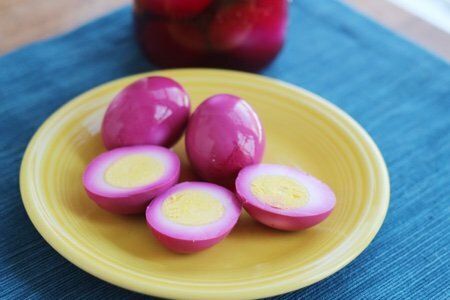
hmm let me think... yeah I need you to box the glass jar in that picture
[134,0,289,71]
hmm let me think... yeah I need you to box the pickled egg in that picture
[185,94,265,187]
[83,145,180,214]
[236,164,336,231]
[101,76,190,150]
[146,182,241,253]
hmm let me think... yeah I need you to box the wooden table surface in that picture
[1,0,449,60]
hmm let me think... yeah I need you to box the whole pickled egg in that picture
[185,94,265,187]
[101,76,190,150]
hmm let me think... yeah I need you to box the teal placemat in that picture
[1,0,449,299]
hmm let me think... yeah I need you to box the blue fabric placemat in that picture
[1,0,449,299]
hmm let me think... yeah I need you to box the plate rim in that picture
[20,68,390,299]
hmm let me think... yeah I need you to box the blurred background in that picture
[1,0,449,63]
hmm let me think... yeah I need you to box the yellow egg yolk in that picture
[162,190,225,226]
[104,154,164,188]
[251,175,309,209]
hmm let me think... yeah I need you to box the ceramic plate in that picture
[20,69,389,299]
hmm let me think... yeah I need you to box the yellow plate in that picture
[20,69,389,299]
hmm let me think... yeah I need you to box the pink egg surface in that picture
[185,94,265,188]
[101,76,190,149]
[209,0,288,71]
[83,145,180,214]
[146,182,242,253]
[236,164,336,231]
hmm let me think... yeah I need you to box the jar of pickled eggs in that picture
[133,0,289,71]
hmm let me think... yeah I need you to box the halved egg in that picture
[236,164,336,231]
[83,145,180,214]
[146,182,241,253]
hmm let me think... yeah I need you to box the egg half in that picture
[83,145,180,214]
[236,164,336,231]
[146,182,241,253]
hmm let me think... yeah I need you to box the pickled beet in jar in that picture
[134,0,288,71]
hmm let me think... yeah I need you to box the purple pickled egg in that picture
[101,76,190,150]
[236,164,336,231]
[83,145,180,214]
[146,182,241,253]
[209,0,288,71]
[185,94,265,187]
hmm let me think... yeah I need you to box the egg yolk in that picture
[104,154,164,188]
[162,190,225,226]
[251,175,309,209]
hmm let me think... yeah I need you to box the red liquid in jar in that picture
[134,0,288,71]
